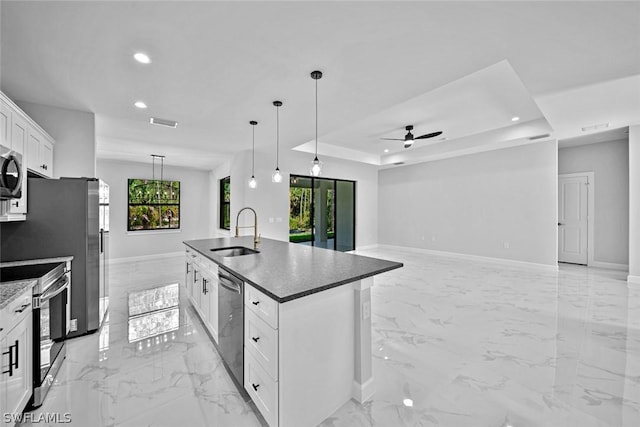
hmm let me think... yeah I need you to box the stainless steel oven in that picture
[0,261,70,408]
[31,263,69,408]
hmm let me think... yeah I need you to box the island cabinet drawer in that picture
[245,351,278,427]
[245,284,278,329]
[245,309,278,380]
[2,287,33,331]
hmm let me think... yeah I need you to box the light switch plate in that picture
[70,319,78,332]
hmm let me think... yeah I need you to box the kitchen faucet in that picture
[235,207,260,247]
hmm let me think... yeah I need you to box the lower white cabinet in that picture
[184,248,219,343]
[1,287,33,427]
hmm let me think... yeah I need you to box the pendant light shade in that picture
[249,120,258,189]
[272,100,283,183]
[310,70,323,176]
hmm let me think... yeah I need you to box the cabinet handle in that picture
[203,278,208,295]
[2,341,17,376]
[13,340,18,370]
[251,300,260,306]
[193,269,198,282]
[252,383,260,392]
[15,303,30,313]
[186,263,190,274]
[251,336,260,343]
[11,201,19,207]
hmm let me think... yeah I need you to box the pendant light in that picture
[248,120,258,189]
[310,70,323,176]
[272,100,283,183]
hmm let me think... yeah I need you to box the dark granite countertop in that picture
[184,237,403,303]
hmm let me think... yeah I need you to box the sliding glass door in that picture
[289,175,355,252]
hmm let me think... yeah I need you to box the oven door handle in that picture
[39,275,69,302]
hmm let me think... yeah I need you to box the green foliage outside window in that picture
[128,179,180,231]
[220,177,231,230]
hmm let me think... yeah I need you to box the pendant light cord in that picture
[315,77,318,159]
[252,125,255,175]
[276,105,280,168]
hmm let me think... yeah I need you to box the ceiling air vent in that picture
[393,162,405,166]
[529,133,550,141]
[150,117,178,128]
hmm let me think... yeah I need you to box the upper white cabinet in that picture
[0,91,55,221]
[26,127,54,178]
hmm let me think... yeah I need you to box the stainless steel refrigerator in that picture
[0,177,109,337]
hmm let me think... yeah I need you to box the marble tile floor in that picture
[19,248,640,427]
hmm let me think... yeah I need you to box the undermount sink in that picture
[210,246,259,257]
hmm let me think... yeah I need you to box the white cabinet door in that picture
[26,128,40,173]
[40,138,53,177]
[0,100,11,148]
[2,315,31,421]
[0,332,6,427]
[201,273,211,328]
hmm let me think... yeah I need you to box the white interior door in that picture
[558,175,589,264]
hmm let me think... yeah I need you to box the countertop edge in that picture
[0,279,36,310]
[1,256,74,268]
[183,240,403,303]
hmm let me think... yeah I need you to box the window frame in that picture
[219,176,231,230]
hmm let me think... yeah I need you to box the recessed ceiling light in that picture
[384,149,390,153]
[134,52,151,64]
[403,399,413,407]
[134,101,147,109]
[511,116,520,122]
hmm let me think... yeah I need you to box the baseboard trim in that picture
[628,275,640,285]
[109,251,183,265]
[377,244,559,272]
[589,261,629,271]
[352,377,375,403]
[355,244,380,251]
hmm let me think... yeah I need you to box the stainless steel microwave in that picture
[0,144,23,199]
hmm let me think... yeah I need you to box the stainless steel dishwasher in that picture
[217,268,244,386]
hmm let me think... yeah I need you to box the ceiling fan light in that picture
[404,141,414,149]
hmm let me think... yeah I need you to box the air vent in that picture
[393,162,405,166]
[581,123,609,132]
[529,133,550,141]
[150,117,178,128]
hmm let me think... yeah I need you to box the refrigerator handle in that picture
[100,228,104,253]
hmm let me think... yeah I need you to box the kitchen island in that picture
[183,236,402,427]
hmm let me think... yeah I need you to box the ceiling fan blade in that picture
[414,131,443,139]
[380,138,405,141]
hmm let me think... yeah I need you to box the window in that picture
[220,176,231,230]
[289,175,355,252]
[128,179,180,231]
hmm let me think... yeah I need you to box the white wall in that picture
[629,125,640,281]
[218,147,379,248]
[16,100,96,178]
[96,158,212,260]
[559,139,629,266]
[378,140,558,266]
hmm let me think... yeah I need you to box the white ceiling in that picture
[1,1,639,170]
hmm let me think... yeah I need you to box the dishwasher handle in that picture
[218,273,242,294]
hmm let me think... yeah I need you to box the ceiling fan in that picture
[381,125,443,148]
